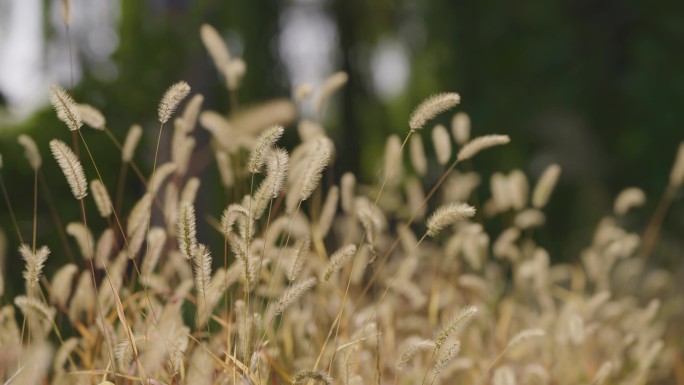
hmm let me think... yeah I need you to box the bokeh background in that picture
[1,0,683,293]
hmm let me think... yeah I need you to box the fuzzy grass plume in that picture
[158,81,191,124]
[49,139,88,200]
[49,85,82,131]
[426,202,476,237]
[409,92,460,131]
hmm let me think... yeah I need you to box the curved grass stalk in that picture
[316,131,413,372]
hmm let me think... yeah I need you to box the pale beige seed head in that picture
[490,172,511,212]
[432,124,452,165]
[75,103,106,130]
[163,183,180,234]
[60,0,71,26]
[127,208,150,259]
[148,162,177,194]
[162,183,177,236]
[532,164,561,208]
[66,222,94,260]
[127,193,153,237]
[221,203,250,238]
[14,295,56,335]
[295,83,313,102]
[433,342,460,375]
[315,71,348,115]
[19,244,50,289]
[493,366,516,385]
[274,277,317,315]
[248,125,284,173]
[215,150,234,188]
[171,132,195,176]
[590,361,613,385]
[506,328,545,351]
[192,244,212,296]
[122,124,142,162]
[299,138,332,201]
[340,172,356,213]
[292,370,333,385]
[298,120,325,142]
[228,99,296,137]
[50,139,88,200]
[265,147,289,198]
[49,85,82,131]
[426,202,476,237]
[669,142,684,187]
[567,313,585,345]
[409,135,427,176]
[457,134,510,162]
[90,179,112,217]
[613,187,646,216]
[95,229,114,268]
[181,177,201,204]
[318,186,339,237]
[158,81,191,124]
[50,264,78,307]
[434,305,478,349]
[384,134,403,183]
[142,227,166,277]
[180,94,204,132]
[443,172,481,203]
[508,169,529,210]
[200,110,234,150]
[397,339,435,370]
[225,59,246,90]
[177,202,198,259]
[287,236,310,282]
[493,227,521,260]
[322,244,357,282]
[451,112,471,145]
[17,134,42,170]
[409,92,460,131]
[69,271,94,320]
[200,24,231,72]
[514,208,545,229]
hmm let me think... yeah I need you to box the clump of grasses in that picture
[0,21,681,385]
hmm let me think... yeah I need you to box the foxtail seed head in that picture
[50,139,88,200]
[409,92,460,131]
